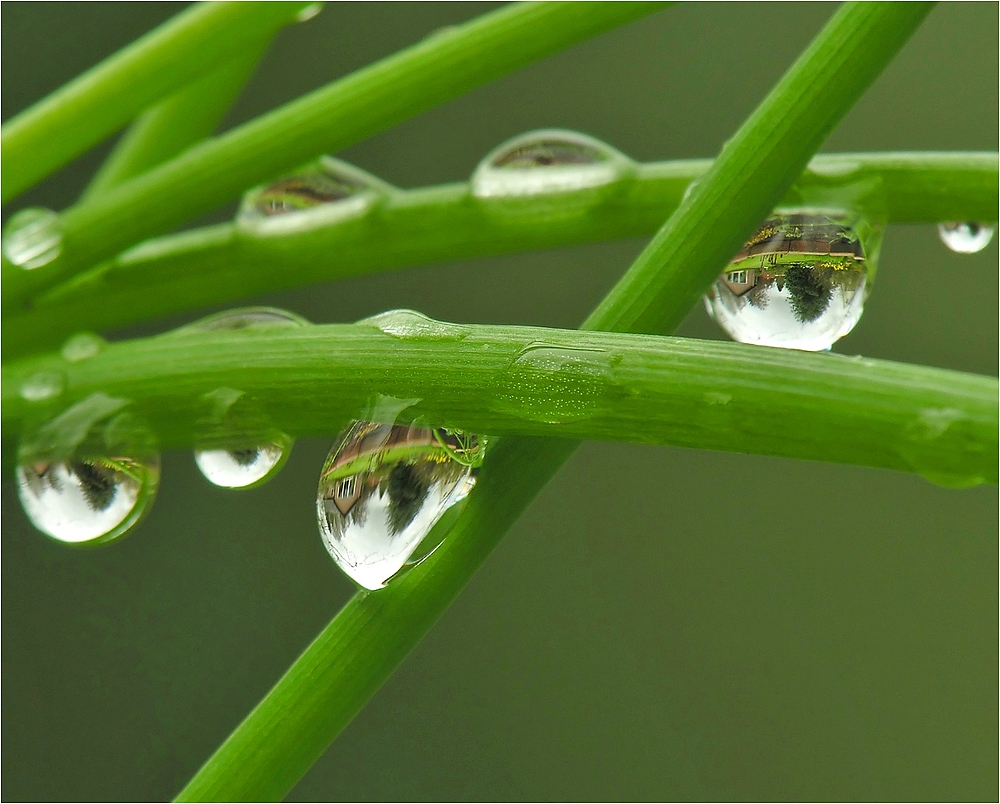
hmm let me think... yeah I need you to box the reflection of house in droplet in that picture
[722,268,759,296]
[332,474,362,516]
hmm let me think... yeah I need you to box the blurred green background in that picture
[2,3,997,801]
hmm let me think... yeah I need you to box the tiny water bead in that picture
[704,211,881,352]
[16,394,160,546]
[317,421,485,590]
[61,332,106,362]
[359,309,469,341]
[471,129,634,217]
[2,207,64,270]
[20,370,65,402]
[295,3,323,22]
[937,222,994,254]
[237,157,392,233]
[186,308,305,488]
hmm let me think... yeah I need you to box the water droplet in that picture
[194,439,291,489]
[899,407,984,489]
[471,130,634,217]
[184,309,304,487]
[237,157,393,235]
[61,332,106,362]
[20,370,64,402]
[317,421,485,590]
[494,343,620,424]
[295,3,322,22]
[2,207,64,270]
[937,222,994,254]
[704,211,881,351]
[16,394,160,545]
[359,309,468,341]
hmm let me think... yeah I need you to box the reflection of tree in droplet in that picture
[382,462,431,535]
[746,276,775,310]
[228,448,260,467]
[784,264,833,323]
[71,460,118,511]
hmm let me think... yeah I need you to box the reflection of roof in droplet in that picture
[492,141,605,168]
[253,170,364,216]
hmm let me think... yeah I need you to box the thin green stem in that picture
[1,2,669,311]
[175,4,935,801]
[81,44,271,200]
[3,322,994,482]
[1,2,309,202]
[5,151,994,360]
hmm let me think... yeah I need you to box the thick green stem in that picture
[5,151,994,361]
[1,2,309,202]
[81,44,272,200]
[3,322,994,483]
[175,4,935,801]
[1,2,668,312]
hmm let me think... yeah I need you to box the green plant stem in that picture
[1,2,310,202]
[1,2,668,312]
[5,151,994,361]
[81,44,272,200]
[3,323,994,482]
[175,4,934,801]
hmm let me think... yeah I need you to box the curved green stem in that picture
[5,151,994,361]
[1,2,669,312]
[1,2,310,202]
[3,322,994,483]
[174,4,935,801]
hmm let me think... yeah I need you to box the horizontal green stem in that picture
[1,1,309,202]
[176,4,934,800]
[1,2,667,312]
[3,322,994,483]
[5,151,994,361]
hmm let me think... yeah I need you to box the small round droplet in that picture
[317,422,485,590]
[16,396,160,546]
[183,306,309,332]
[359,309,468,341]
[2,208,64,270]
[937,222,994,254]
[61,332,106,362]
[20,370,64,402]
[237,158,392,234]
[494,343,620,424]
[471,130,634,217]
[194,440,290,489]
[295,2,322,22]
[704,211,880,352]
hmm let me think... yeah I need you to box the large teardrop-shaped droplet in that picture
[317,421,484,590]
[237,157,393,233]
[470,130,634,217]
[16,394,160,546]
[703,211,881,351]
[937,222,994,254]
[186,307,304,488]
[2,207,64,270]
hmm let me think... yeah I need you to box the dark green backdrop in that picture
[3,3,997,801]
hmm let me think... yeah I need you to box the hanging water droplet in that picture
[16,394,160,545]
[494,342,621,424]
[237,157,393,235]
[359,309,469,341]
[194,439,291,489]
[20,370,64,402]
[704,211,881,351]
[937,222,994,254]
[471,130,634,218]
[898,407,984,489]
[2,207,64,270]
[184,308,304,488]
[295,3,323,22]
[61,332,106,363]
[317,421,485,590]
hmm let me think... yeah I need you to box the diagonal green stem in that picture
[175,4,935,801]
[80,43,272,200]
[1,2,669,312]
[3,322,994,483]
[4,151,995,361]
[0,1,310,202]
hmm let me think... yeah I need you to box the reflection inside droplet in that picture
[2,207,64,270]
[937,222,994,254]
[704,211,880,351]
[195,440,290,489]
[317,421,485,590]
